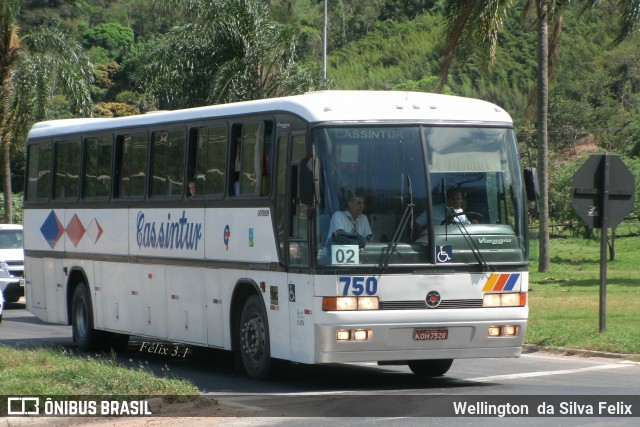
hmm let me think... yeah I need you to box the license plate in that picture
[413,328,448,341]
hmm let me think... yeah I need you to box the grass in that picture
[527,231,640,357]
[0,345,199,397]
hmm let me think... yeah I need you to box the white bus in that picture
[23,91,532,379]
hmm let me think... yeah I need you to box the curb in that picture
[523,344,635,360]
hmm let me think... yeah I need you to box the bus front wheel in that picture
[408,359,453,377]
[239,294,274,380]
[71,282,101,352]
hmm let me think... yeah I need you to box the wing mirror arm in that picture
[300,155,319,207]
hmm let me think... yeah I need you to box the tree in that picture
[82,22,134,62]
[437,0,640,272]
[0,0,93,222]
[128,0,327,109]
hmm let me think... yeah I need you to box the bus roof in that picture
[27,91,513,139]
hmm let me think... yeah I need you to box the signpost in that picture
[572,153,635,332]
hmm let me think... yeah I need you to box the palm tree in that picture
[0,0,93,223]
[437,0,640,272]
[134,0,326,109]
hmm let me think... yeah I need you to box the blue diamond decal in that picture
[40,210,64,249]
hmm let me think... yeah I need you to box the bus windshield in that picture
[313,125,527,267]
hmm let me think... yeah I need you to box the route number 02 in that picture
[339,276,378,296]
[331,244,359,265]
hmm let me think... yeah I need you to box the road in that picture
[1,300,639,426]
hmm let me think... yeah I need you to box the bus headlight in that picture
[322,296,379,311]
[483,292,526,307]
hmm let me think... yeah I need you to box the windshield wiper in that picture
[379,175,414,270]
[439,179,489,271]
[443,207,489,271]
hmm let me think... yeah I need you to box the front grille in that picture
[380,299,483,310]
[9,270,24,278]
[5,260,23,266]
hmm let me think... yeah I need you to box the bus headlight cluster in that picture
[322,296,379,311]
[483,292,526,307]
[337,329,373,341]
[488,325,520,337]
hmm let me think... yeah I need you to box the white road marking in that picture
[467,363,632,383]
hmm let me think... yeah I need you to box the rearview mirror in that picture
[524,167,539,202]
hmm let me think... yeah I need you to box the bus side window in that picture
[229,124,242,196]
[25,142,52,201]
[229,120,272,197]
[289,133,309,266]
[116,132,148,198]
[188,124,229,199]
[275,134,288,259]
[83,135,113,199]
[53,139,81,200]
[261,121,273,196]
[150,128,185,198]
[239,122,263,196]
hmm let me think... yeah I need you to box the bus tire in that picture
[408,359,453,377]
[107,332,130,352]
[239,294,274,380]
[71,282,101,352]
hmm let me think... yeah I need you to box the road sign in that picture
[571,153,636,333]
[572,154,635,229]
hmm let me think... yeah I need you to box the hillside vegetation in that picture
[6,0,640,226]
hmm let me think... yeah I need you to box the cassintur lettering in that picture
[136,210,203,251]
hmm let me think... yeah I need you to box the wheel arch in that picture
[229,279,266,353]
[66,267,90,326]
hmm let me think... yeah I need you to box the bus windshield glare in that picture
[314,126,527,267]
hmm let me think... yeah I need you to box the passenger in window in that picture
[327,192,373,247]
[187,178,197,199]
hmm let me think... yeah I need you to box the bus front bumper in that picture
[314,319,527,364]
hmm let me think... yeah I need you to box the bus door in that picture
[276,131,315,363]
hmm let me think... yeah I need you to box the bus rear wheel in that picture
[408,359,453,377]
[71,282,102,352]
[239,294,274,380]
[106,332,130,352]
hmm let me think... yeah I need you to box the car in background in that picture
[0,224,24,303]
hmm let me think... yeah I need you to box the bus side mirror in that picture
[524,167,539,202]
[300,155,316,206]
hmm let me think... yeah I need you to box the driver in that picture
[446,190,473,224]
[327,192,374,246]
[414,189,477,233]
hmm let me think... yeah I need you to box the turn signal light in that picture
[322,296,379,311]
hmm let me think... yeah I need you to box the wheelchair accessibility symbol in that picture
[436,245,453,263]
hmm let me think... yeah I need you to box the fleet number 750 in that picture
[339,276,378,296]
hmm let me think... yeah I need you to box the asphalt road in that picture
[1,299,639,426]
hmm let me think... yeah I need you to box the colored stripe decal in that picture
[494,274,510,291]
[503,273,520,291]
[482,274,500,292]
[483,273,521,292]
